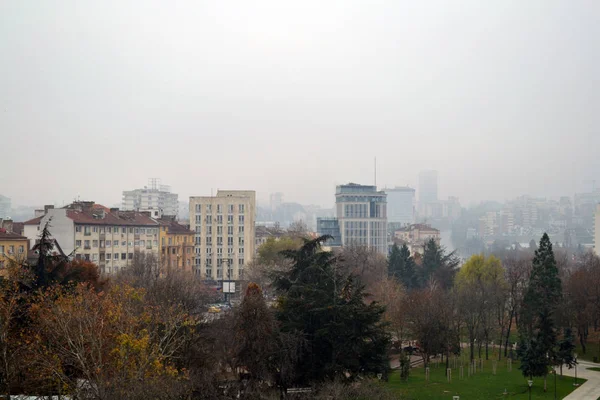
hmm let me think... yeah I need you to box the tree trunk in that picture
[579,332,587,354]
[505,310,514,357]
[560,364,563,376]
[470,339,475,362]
[544,374,547,392]
[485,339,489,360]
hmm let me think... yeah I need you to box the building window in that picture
[228,226,233,235]
[206,247,212,254]
[206,237,212,245]
[228,204,234,214]
[100,227,105,234]
[238,226,244,234]
[128,253,133,259]
[196,215,201,223]
[227,237,233,246]
[239,258,244,266]
[18,245,24,254]
[217,226,223,235]
[76,226,82,233]
[106,241,112,248]
[121,241,126,246]
[84,226,91,236]
[92,254,98,262]
[239,204,244,213]
[84,240,91,249]
[140,240,145,247]
[217,237,223,246]
[238,215,244,224]
[195,204,201,213]
[92,240,98,248]
[217,247,223,255]
[206,216,212,225]
[206,226,212,235]
[239,247,244,254]
[100,240,104,248]
[135,228,139,234]
[227,215,233,225]
[217,215,223,224]
[76,240,82,247]
[122,228,126,234]
[217,204,222,214]
[238,237,244,246]
[121,253,126,260]
[113,240,118,247]
[93,226,98,233]
[107,227,112,233]
[84,254,90,261]
[206,204,212,213]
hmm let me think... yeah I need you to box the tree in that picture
[556,328,576,376]
[418,239,460,290]
[456,254,505,361]
[273,236,390,384]
[337,245,388,292]
[371,277,407,349]
[518,233,562,388]
[234,283,278,386]
[389,244,416,290]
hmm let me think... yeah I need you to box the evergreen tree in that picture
[273,236,390,384]
[388,243,402,280]
[518,233,562,382]
[556,328,577,376]
[418,239,459,289]
[388,243,416,289]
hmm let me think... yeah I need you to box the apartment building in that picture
[122,179,179,218]
[158,217,195,273]
[23,202,160,274]
[0,229,28,272]
[189,191,256,281]
[393,223,440,255]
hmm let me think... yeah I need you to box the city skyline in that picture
[2,1,599,208]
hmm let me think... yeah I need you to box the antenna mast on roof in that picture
[374,157,377,188]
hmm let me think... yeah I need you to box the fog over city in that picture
[1,1,599,208]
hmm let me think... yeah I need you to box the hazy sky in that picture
[1,0,599,208]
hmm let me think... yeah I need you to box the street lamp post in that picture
[574,353,578,386]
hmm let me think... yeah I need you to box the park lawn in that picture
[388,358,586,399]
[576,343,600,363]
[588,367,600,372]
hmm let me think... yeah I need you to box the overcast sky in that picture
[1,0,599,208]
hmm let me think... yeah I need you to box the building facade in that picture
[158,217,195,273]
[385,186,415,228]
[418,170,438,205]
[394,223,440,255]
[189,191,256,281]
[0,229,28,271]
[0,195,11,220]
[122,180,179,218]
[317,183,388,255]
[23,202,160,274]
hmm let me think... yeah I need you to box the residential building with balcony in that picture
[189,190,256,282]
[23,202,160,275]
[393,223,440,255]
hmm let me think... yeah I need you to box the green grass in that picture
[575,343,600,363]
[588,367,600,372]
[388,358,586,399]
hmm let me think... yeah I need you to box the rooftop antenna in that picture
[374,157,377,188]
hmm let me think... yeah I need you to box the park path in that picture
[561,360,600,400]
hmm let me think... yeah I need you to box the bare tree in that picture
[336,245,387,293]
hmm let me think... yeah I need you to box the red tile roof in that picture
[22,204,159,227]
[157,218,194,235]
[23,216,44,226]
[0,230,28,240]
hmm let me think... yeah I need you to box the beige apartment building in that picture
[23,202,160,274]
[189,190,256,281]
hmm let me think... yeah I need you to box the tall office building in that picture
[385,186,415,228]
[0,195,11,219]
[122,179,179,218]
[318,183,387,255]
[595,204,600,256]
[189,190,256,282]
[418,170,438,205]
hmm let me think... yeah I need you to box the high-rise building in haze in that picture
[122,179,178,218]
[0,195,11,219]
[318,183,387,255]
[270,192,283,214]
[595,204,600,256]
[385,186,415,228]
[418,170,438,205]
[189,190,256,282]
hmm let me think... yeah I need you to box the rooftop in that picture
[0,229,28,240]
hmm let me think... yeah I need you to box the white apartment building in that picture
[24,202,160,274]
[189,191,256,281]
[122,180,179,218]
[385,186,415,228]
